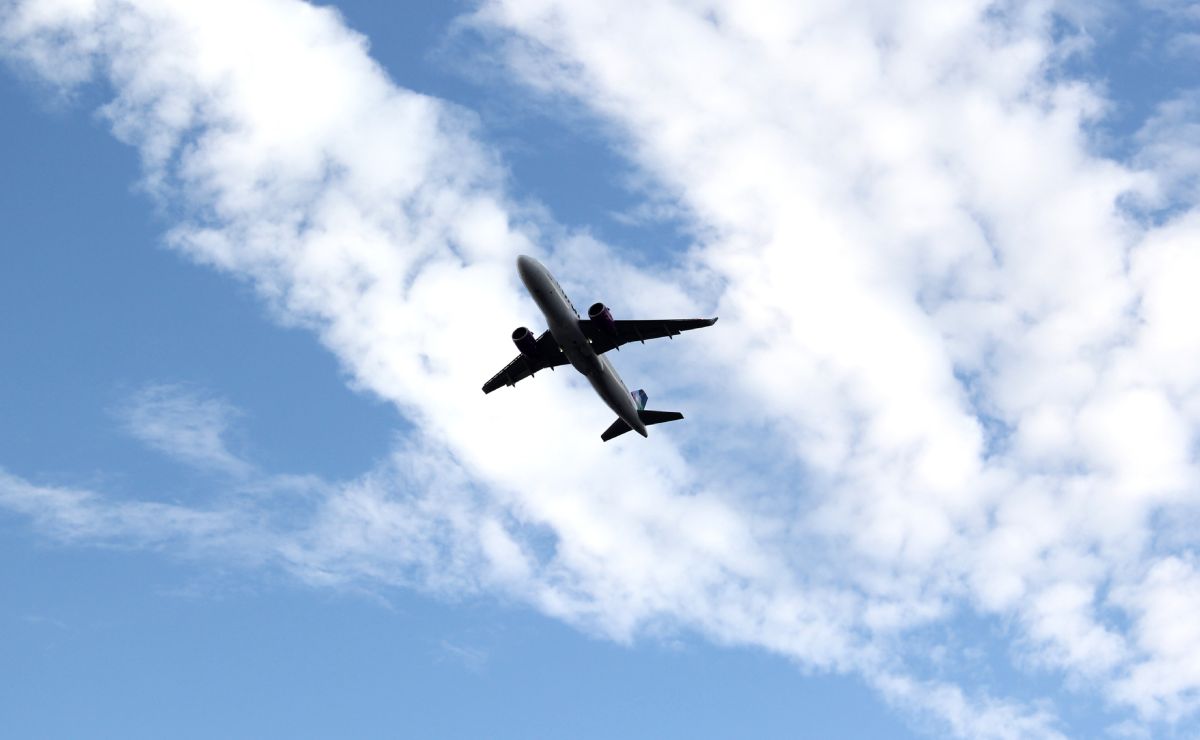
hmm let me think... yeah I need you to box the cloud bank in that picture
[3,0,1200,736]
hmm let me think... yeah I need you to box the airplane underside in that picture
[482,254,717,441]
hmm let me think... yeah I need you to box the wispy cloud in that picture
[1135,91,1200,207]
[116,383,252,476]
[1142,0,1200,22]
[436,639,489,674]
[3,0,1200,737]
[0,467,242,550]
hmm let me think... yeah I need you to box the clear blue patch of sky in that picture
[0,521,917,740]
[1056,3,1200,158]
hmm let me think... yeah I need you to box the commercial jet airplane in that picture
[482,255,717,441]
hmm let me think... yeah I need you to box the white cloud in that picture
[1112,556,1200,721]
[474,0,1200,727]
[3,0,1200,736]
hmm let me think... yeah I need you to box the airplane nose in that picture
[516,254,541,286]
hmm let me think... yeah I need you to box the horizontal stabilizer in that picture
[638,409,683,425]
[600,409,685,441]
[601,417,632,442]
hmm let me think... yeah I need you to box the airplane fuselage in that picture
[516,255,648,437]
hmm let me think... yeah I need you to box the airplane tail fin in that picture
[632,388,648,410]
[601,409,685,441]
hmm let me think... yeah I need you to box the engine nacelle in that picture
[588,301,617,336]
[512,326,538,358]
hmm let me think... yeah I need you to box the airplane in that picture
[482,255,718,441]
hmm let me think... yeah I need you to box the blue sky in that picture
[2,1,1200,738]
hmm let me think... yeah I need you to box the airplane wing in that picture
[481,331,569,393]
[580,317,718,355]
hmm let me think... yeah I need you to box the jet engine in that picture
[588,302,617,336]
[512,326,538,358]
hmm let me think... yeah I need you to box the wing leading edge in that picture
[580,317,718,355]
[481,330,568,394]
